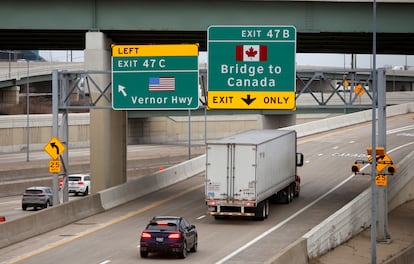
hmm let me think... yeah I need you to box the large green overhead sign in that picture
[112,44,199,110]
[207,25,296,110]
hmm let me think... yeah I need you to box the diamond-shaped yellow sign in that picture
[44,137,66,160]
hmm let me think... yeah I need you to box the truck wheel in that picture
[283,186,291,204]
[264,200,269,219]
[254,202,266,221]
[289,184,295,202]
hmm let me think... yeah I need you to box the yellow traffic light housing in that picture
[366,146,385,157]
[387,164,396,174]
[351,164,361,173]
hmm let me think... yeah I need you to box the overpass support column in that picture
[84,32,127,193]
[0,86,20,105]
[259,114,296,129]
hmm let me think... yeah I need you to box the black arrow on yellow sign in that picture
[241,94,256,105]
[50,142,60,155]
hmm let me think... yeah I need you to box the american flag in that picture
[148,77,175,91]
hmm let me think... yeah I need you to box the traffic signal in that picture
[387,164,396,174]
[366,146,385,159]
[351,163,360,173]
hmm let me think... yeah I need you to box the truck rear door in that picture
[206,144,256,201]
[233,144,257,201]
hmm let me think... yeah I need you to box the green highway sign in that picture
[207,25,296,110]
[112,44,199,110]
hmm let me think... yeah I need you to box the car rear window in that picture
[25,190,43,194]
[68,177,81,181]
[147,222,177,231]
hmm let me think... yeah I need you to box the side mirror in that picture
[296,153,304,167]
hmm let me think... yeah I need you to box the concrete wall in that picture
[0,113,262,153]
[0,113,90,153]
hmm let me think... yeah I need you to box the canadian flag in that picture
[236,45,267,62]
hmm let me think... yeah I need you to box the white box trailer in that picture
[205,129,303,220]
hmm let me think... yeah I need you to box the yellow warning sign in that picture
[376,175,387,186]
[354,84,365,97]
[44,137,66,160]
[49,160,61,173]
[207,91,295,110]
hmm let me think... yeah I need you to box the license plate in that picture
[156,237,164,242]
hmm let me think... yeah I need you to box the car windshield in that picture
[25,189,43,194]
[68,177,81,181]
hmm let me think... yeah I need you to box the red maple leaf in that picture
[245,47,257,58]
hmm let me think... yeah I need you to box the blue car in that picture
[140,216,198,259]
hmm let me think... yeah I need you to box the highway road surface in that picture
[0,114,413,264]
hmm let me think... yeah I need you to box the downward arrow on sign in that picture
[241,94,256,105]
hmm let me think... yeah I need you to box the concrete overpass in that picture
[1,0,414,55]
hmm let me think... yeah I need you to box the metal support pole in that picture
[371,1,378,263]
[377,68,390,242]
[52,70,60,206]
[61,76,69,203]
[61,111,69,203]
[188,109,191,160]
[26,60,30,162]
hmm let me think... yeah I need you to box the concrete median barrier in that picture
[99,154,205,210]
[0,193,104,249]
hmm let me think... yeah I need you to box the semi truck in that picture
[205,129,303,220]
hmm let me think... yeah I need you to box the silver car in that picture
[22,186,53,211]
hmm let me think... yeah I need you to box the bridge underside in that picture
[1,30,413,55]
[1,1,414,54]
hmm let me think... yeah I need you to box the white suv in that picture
[68,174,90,196]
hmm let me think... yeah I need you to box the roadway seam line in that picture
[6,183,204,264]
[216,142,413,264]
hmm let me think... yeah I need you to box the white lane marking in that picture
[196,215,207,220]
[216,142,414,264]
[99,260,111,264]
[387,125,414,134]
